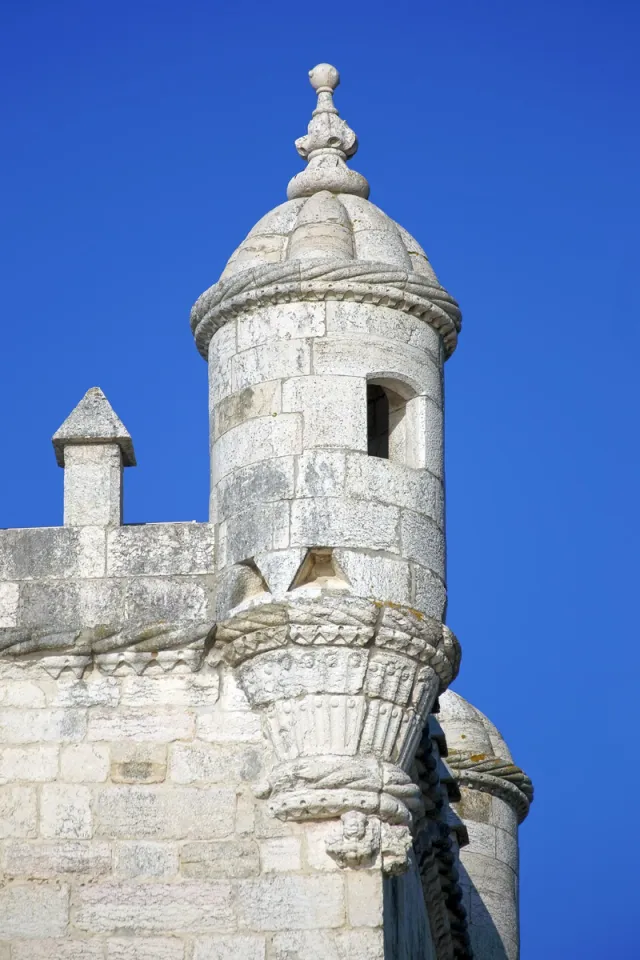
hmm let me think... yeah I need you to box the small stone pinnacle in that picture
[287,64,370,201]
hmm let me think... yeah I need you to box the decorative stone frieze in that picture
[0,620,213,677]
[191,259,461,359]
[215,592,460,873]
[446,751,533,823]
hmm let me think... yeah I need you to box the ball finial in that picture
[309,63,340,93]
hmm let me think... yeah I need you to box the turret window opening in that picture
[367,379,425,468]
[367,385,389,458]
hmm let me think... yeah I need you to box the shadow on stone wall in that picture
[383,859,516,959]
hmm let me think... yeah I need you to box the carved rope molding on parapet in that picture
[190,259,462,359]
[446,752,534,824]
[0,621,214,678]
[214,592,461,874]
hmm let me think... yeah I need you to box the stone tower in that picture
[0,65,532,959]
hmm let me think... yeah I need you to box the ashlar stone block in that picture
[290,498,400,553]
[0,882,69,938]
[3,840,112,878]
[282,375,367,450]
[236,875,345,931]
[193,936,266,960]
[74,881,235,934]
[231,340,311,397]
[0,785,37,838]
[0,744,59,782]
[88,708,195,742]
[40,783,93,839]
[115,841,178,879]
[237,301,325,351]
[96,786,235,839]
[107,941,185,960]
[213,414,302,483]
[215,380,282,438]
[180,839,260,878]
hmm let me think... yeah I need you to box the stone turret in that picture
[191,60,462,911]
[439,692,533,960]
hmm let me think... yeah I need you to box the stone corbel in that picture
[214,592,460,874]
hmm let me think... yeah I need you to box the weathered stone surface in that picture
[115,841,178,878]
[41,783,93,838]
[73,881,235,934]
[170,742,263,785]
[12,941,104,960]
[193,936,266,960]
[325,301,440,357]
[345,454,444,527]
[237,302,325,351]
[259,836,302,873]
[215,457,295,523]
[215,380,282,438]
[54,675,120,707]
[197,709,262,744]
[107,941,185,960]
[107,523,215,576]
[213,414,302,482]
[218,501,290,568]
[232,341,311,397]
[3,840,112,877]
[295,450,346,499]
[88,708,195,743]
[180,839,259,878]
[290,498,399,552]
[313,336,441,405]
[271,930,339,960]
[333,550,411,606]
[63,444,123,527]
[60,743,110,782]
[0,708,86,743]
[400,511,446,578]
[346,871,383,927]
[0,581,19,627]
[0,527,95,581]
[282,376,367,450]
[0,785,37,837]
[237,876,345,930]
[110,743,167,784]
[335,928,385,960]
[0,744,59,782]
[0,882,69,938]
[120,670,219,708]
[95,786,235,839]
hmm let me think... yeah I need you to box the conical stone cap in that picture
[52,387,136,467]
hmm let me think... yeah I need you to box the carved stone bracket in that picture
[215,592,460,873]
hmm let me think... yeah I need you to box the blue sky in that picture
[1,1,639,955]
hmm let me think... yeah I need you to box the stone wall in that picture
[0,654,391,958]
[0,521,399,958]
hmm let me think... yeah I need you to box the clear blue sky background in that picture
[1,1,638,955]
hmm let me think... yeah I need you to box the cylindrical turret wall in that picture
[208,298,447,620]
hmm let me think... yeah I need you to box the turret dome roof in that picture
[190,64,461,360]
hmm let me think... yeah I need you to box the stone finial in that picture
[52,387,136,467]
[52,387,135,527]
[287,64,370,201]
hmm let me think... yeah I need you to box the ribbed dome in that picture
[219,193,440,286]
[438,690,514,763]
